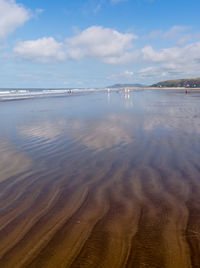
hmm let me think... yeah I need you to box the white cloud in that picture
[147,25,189,40]
[138,41,200,79]
[147,25,192,46]
[139,66,155,75]
[164,26,192,46]
[138,66,170,78]
[176,34,191,46]
[123,70,134,78]
[14,37,66,63]
[164,25,189,39]
[142,42,200,64]
[14,26,138,64]
[0,0,30,39]
[12,23,200,80]
[66,26,137,61]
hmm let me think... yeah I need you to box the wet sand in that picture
[0,90,200,267]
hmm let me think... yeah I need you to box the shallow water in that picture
[0,89,200,268]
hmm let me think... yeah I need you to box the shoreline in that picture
[1,87,200,102]
[111,86,200,90]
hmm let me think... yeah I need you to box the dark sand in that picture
[0,90,200,267]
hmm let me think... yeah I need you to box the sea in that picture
[0,87,111,101]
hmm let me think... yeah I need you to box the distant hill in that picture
[152,78,200,88]
[108,83,146,88]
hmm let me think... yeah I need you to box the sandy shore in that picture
[114,86,200,90]
[0,90,200,267]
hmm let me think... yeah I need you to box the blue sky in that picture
[0,0,200,88]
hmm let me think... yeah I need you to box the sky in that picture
[0,0,200,88]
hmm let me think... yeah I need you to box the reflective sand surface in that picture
[0,90,200,267]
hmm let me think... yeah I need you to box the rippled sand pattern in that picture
[0,90,200,268]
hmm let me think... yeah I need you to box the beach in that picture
[0,89,200,267]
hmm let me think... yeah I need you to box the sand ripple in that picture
[0,90,200,267]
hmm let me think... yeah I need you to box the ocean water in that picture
[0,87,109,101]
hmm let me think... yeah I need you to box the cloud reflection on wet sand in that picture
[0,90,200,267]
